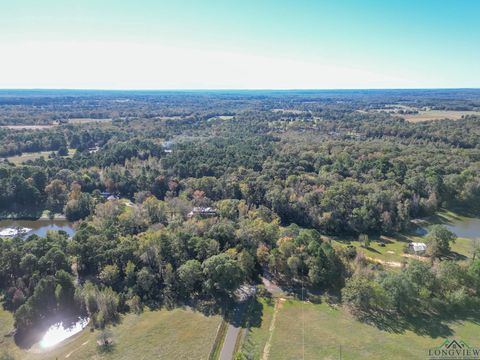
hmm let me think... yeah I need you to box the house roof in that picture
[188,207,217,217]
[410,242,427,252]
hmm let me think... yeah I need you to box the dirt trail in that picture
[262,298,284,360]
[65,340,89,358]
[402,253,429,262]
[366,256,402,268]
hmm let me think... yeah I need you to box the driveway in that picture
[218,285,255,360]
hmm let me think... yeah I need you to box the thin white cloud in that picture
[0,41,417,89]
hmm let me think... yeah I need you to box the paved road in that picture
[219,302,246,360]
[218,286,255,360]
[217,279,285,360]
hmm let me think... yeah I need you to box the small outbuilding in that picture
[408,242,427,255]
[100,192,120,201]
[187,207,217,218]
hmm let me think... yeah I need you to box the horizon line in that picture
[0,87,480,92]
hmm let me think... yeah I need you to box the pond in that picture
[39,317,89,348]
[444,216,480,239]
[17,315,90,351]
[414,214,480,240]
[0,219,75,238]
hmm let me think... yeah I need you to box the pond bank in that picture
[419,209,480,240]
[0,210,66,221]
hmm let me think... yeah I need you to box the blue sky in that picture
[0,0,479,89]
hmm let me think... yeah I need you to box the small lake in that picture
[445,216,480,239]
[414,215,480,240]
[39,317,89,348]
[0,219,75,238]
[16,315,89,351]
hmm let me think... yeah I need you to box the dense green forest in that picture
[1,90,480,345]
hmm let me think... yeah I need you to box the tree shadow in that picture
[357,309,453,337]
[394,232,416,243]
[363,246,381,254]
[444,251,468,261]
[188,298,225,317]
[97,341,115,354]
[426,212,454,225]
[378,236,395,244]
[223,302,246,327]
[356,306,480,339]
[404,313,454,338]
[449,207,480,218]
[358,310,409,334]
[240,297,264,328]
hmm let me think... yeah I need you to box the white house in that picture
[409,242,427,255]
[187,207,217,218]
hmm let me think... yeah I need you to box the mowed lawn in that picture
[331,209,475,268]
[242,299,480,360]
[241,298,275,359]
[67,118,112,124]
[4,149,76,165]
[332,234,410,266]
[1,308,221,360]
[332,234,472,268]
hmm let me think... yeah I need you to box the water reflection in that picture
[414,227,428,236]
[39,318,89,348]
[0,219,75,238]
[413,216,480,240]
[445,216,480,239]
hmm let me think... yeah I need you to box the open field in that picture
[0,125,57,130]
[207,115,234,121]
[359,107,480,122]
[331,209,475,267]
[3,149,76,164]
[399,110,480,122]
[241,299,480,360]
[0,308,221,360]
[240,298,275,360]
[332,233,472,267]
[68,118,112,124]
[3,151,53,164]
[271,109,306,114]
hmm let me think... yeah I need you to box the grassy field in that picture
[331,233,472,268]
[68,118,112,124]
[361,107,480,122]
[240,298,275,360]
[239,209,479,358]
[399,110,480,122]
[240,299,480,360]
[0,125,57,130]
[207,115,235,121]
[0,308,221,360]
[271,109,306,114]
[330,209,475,268]
[332,234,410,266]
[3,149,76,165]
